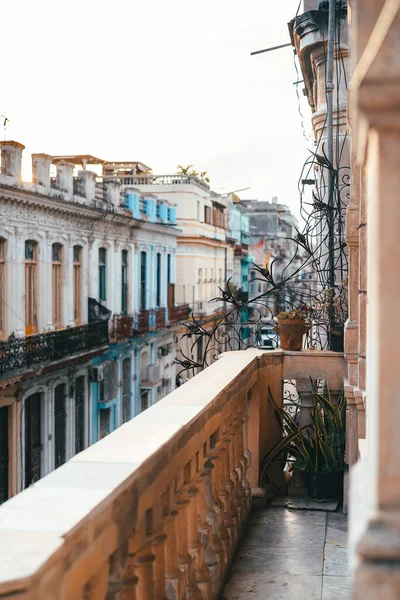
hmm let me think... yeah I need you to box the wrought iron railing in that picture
[168,304,191,324]
[134,310,150,334]
[0,321,109,377]
[154,308,166,330]
[111,314,133,341]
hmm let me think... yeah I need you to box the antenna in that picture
[0,114,9,140]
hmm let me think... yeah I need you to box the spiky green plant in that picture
[259,381,345,490]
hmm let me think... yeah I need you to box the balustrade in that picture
[0,349,345,599]
[0,320,109,376]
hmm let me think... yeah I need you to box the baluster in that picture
[175,480,203,600]
[196,470,218,592]
[152,531,168,600]
[187,484,212,599]
[221,427,240,545]
[133,545,155,600]
[209,448,231,563]
[163,508,184,600]
[227,417,244,527]
[203,458,224,592]
[214,443,235,553]
[232,414,247,522]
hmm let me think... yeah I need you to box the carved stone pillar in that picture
[152,532,168,600]
[187,484,212,599]
[133,547,155,600]
[163,508,184,600]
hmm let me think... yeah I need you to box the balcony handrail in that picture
[121,173,211,192]
[0,350,345,598]
[0,321,109,377]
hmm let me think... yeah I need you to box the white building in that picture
[0,142,184,503]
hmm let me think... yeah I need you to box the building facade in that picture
[0,142,185,504]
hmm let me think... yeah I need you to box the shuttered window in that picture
[52,243,63,328]
[25,241,38,335]
[99,247,107,302]
[73,246,82,324]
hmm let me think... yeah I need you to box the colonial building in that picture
[106,171,236,374]
[0,142,185,504]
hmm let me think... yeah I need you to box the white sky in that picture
[2,0,312,216]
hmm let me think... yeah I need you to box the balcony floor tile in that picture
[222,507,349,599]
[221,573,322,600]
[321,576,351,599]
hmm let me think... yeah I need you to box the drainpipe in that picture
[326,0,336,344]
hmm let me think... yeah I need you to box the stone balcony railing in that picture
[0,349,344,599]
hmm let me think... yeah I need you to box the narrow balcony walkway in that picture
[222,507,349,600]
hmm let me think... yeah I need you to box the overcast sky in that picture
[3,0,312,216]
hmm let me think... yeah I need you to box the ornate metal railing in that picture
[154,308,166,330]
[111,314,133,341]
[168,304,191,324]
[0,321,109,377]
[134,310,150,334]
[175,151,350,376]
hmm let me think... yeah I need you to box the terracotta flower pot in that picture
[274,317,309,351]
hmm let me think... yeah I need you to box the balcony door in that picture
[0,406,8,504]
[54,384,66,469]
[73,246,82,325]
[25,241,38,336]
[122,358,131,423]
[24,393,41,487]
[52,243,63,329]
[75,376,85,454]
[121,250,128,315]
[140,251,147,310]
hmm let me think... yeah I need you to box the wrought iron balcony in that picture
[134,309,150,334]
[111,314,133,342]
[154,307,166,330]
[0,321,109,377]
[168,303,191,324]
[0,349,346,599]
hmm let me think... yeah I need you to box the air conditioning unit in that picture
[147,364,161,384]
[91,365,104,382]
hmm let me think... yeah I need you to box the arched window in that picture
[99,247,107,302]
[52,243,63,328]
[73,246,82,324]
[25,241,38,335]
[0,239,5,340]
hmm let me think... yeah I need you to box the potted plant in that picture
[274,308,310,351]
[260,383,345,500]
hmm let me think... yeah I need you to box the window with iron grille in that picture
[99,247,107,302]
[25,241,38,336]
[54,384,66,469]
[24,393,41,488]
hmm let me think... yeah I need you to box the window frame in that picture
[52,243,63,329]
[99,247,107,302]
[25,241,38,336]
[73,245,82,325]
